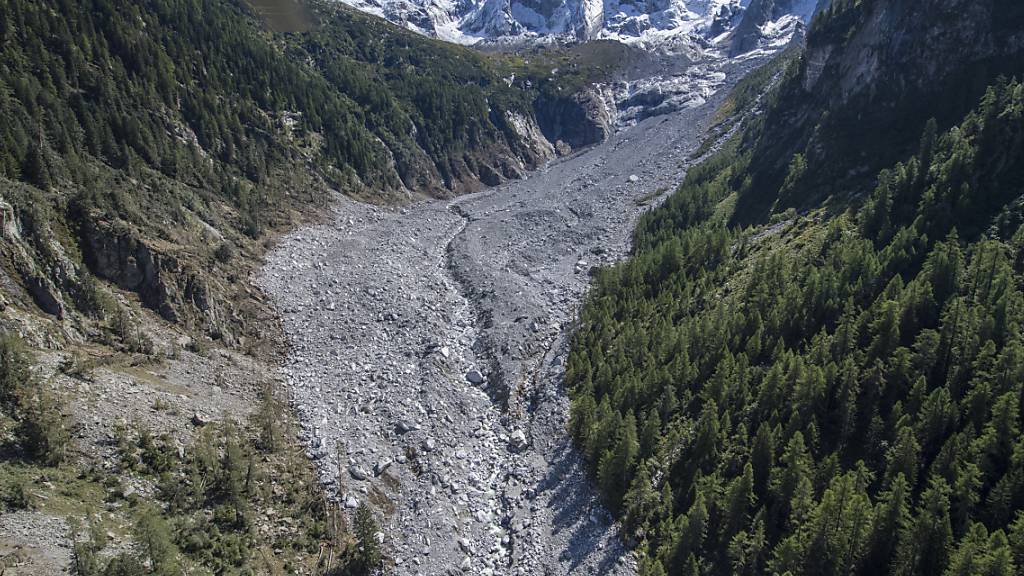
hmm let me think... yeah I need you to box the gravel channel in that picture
[258,56,762,576]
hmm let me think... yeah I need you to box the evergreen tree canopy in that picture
[567,69,1024,576]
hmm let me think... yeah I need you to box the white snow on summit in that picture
[327,0,808,52]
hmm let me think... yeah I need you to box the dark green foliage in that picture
[1,475,33,511]
[133,423,258,572]
[107,416,350,574]
[0,335,69,465]
[345,503,384,575]
[72,511,174,576]
[0,335,32,412]
[17,384,70,466]
[254,380,282,454]
[99,556,147,576]
[0,0,545,259]
[134,505,182,576]
[70,520,106,576]
[567,79,1024,575]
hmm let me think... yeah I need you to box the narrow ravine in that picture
[258,57,762,575]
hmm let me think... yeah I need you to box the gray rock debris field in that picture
[258,58,760,576]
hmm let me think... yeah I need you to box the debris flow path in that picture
[259,61,753,575]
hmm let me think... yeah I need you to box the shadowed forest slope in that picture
[567,1,1024,574]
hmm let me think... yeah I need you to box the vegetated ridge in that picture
[566,0,1024,574]
[0,0,625,348]
[0,0,625,573]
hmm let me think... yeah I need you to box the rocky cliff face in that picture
[0,179,273,350]
[728,0,821,55]
[78,217,210,326]
[0,186,84,327]
[533,86,615,150]
[334,0,816,51]
[732,0,1024,222]
[805,0,1024,103]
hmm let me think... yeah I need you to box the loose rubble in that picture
[258,58,763,575]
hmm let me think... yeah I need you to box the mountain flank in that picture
[0,0,634,573]
[567,1,1024,574]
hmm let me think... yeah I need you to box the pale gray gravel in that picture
[258,57,763,575]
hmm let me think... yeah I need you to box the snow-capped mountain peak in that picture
[330,0,819,53]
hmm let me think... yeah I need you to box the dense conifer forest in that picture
[566,2,1024,574]
[0,0,547,222]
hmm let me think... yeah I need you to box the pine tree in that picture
[0,336,31,410]
[692,401,721,473]
[673,491,709,568]
[810,468,874,574]
[349,503,382,575]
[750,423,775,499]
[638,556,668,576]
[100,554,147,576]
[133,506,180,576]
[895,476,953,575]
[254,380,281,454]
[599,411,640,512]
[884,424,921,487]
[0,335,68,465]
[728,511,766,576]
[865,474,911,572]
[623,459,661,533]
[22,141,50,188]
[773,432,814,530]
[18,384,69,466]
[721,463,755,542]
[220,424,251,528]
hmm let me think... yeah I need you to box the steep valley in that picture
[0,0,779,572]
[10,0,1001,574]
[259,57,763,574]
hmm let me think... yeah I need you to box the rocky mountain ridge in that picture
[332,0,822,52]
[731,0,1024,222]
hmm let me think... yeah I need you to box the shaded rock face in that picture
[808,0,1024,105]
[24,274,64,319]
[515,0,566,21]
[708,1,744,37]
[503,110,557,161]
[792,0,1024,161]
[78,216,213,328]
[729,0,820,56]
[732,0,1024,223]
[533,88,613,150]
[0,196,87,322]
